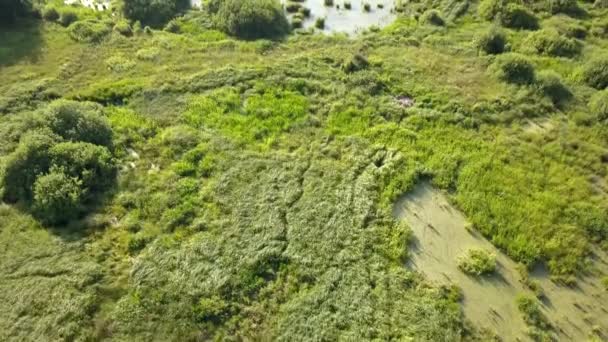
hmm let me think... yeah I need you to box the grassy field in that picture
[1,0,608,340]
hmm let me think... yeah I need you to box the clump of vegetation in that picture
[491,53,536,85]
[113,20,133,36]
[315,17,325,29]
[524,29,581,57]
[58,8,78,27]
[344,1,352,9]
[536,71,572,106]
[363,2,371,11]
[213,0,289,39]
[479,0,538,30]
[324,0,334,6]
[420,9,445,26]
[342,53,370,73]
[457,248,497,275]
[122,0,185,28]
[589,90,608,121]
[164,19,180,33]
[41,5,59,22]
[516,294,551,330]
[32,166,84,225]
[548,0,581,15]
[68,20,112,43]
[475,26,507,54]
[580,57,608,89]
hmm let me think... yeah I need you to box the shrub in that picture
[478,0,507,21]
[49,142,116,191]
[475,27,506,54]
[548,0,580,14]
[136,47,160,61]
[516,294,550,329]
[1,131,57,203]
[58,9,78,27]
[491,53,535,85]
[344,1,352,9]
[342,53,369,73]
[32,167,84,225]
[215,0,289,39]
[524,29,581,57]
[580,57,608,89]
[501,4,538,30]
[144,26,153,34]
[420,9,445,25]
[67,20,112,43]
[164,19,180,33]
[324,0,334,6]
[113,20,133,36]
[41,100,113,147]
[315,17,325,29]
[285,2,303,12]
[457,248,496,275]
[122,0,186,28]
[589,90,608,121]
[291,17,303,29]
[363,2,371,11]
[41,6,59,21]
[536,71,572,105]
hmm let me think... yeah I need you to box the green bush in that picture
[502,4,538,30]
[420,9,445,26]
[475,27,506,54]
[342,53,369,73]
[457,248,496,275]
[491,53,536,85]
[478,0,507,21]
[32,167,84,225]
[58,9,78,27]
[589,90,608,121]
[41,6,59,21]
[580,57,608,89]
[164,19,180,33]
[113,20,133,36]
[41,100,113,147]
[516,294,550,329]
[122,0,185,28]
[214,0,289,39]
[49,142,116,191]
[524,29,581,57]
[67,20,112,43]
[536,71,572,105]
[548,0,580,14]
[315,17,325,29]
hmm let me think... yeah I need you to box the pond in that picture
[282,0,397,34]
[393,182,608,341]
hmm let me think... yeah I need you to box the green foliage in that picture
[32,167,84,225]
[580,57,608,90]
[164,19,180,33]
[491,53,535,85]
[58,8,78,27]
[523,29,581,57]
[0,0,32,23]
[68,20,112,43]
[315,17,325,29]
[536,71,572,106]
[214,0,289,39]
[548,0,580,15]
[342,53,369,73]
[516,294,551,330]
[475,26,506,54]
[41,5,59,21]
[420,9,445,26]
[41,100,112,147]
[479,0,538,30]
[113,20,133,36]
[49,142,116,192]
[122,0,185,28]
[589,90,608,121]
[457,248,496,275]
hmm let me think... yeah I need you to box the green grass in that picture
[1,0,608,339]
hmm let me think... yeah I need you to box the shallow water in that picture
[282,0,397,34]
[393,182,608,341]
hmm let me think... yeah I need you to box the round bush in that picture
[214,0,289,39]
[581,57,608,89]
[68,20,112,43]
[113,20,133,36]
[501,4,538,30]
[478,0,507,21]
[58,9,78,27]
[524,29,581,57]
[475,27,506,54]
[41,6,59,21]
[457,248,496,275]
[32,167,84,225]
[549,0,580,14]
[492,53,536,85]
[164,20,180,33]
[41,100,113,147]
[420,9,445,26]
[536,71,572,105]
[49,142,116,191]
[122,0,185,28]
[589,90,608,121]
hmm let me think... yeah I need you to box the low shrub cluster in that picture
[457,248,496,275]
[475,26,507,54]
[479,0,538,30]
[420,9,445,26]
[491,53,536,85]
[523,29,581,57]
[212,0,289,39]
[536,71,572,106]
[589,90,608,121]
[68,20,112,43]
[580,57,608,89]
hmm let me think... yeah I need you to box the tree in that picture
[121,0,188,28]
[32,167,84,225]
[214,0,289,40]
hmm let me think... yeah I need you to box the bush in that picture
[113,20,133,36]
[501,4,538,30]
[164,19,180,33]
[580,57,608,90]
[548,0,580,14]
[342,53,369,73]
[41,100,113,147]
[49,142,116,191]
[315,17,325,29]
[41,6,59,21]
[491,53,535,85]
[589,90,608,121]
[536,71,572,105]
[457,248,496,275]
[524,29,581,57]
[58,9,78,27]
[32,167,84,225]
[122,0,185,28]
[67,20,112,43]
[420,9,445,25]
[475,27,506,54]
[516,294,550,329]
[214,0,289,39]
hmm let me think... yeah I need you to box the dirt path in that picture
[393,182,608,341]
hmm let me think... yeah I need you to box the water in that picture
[282,0,397,34]
[393,182,608,341]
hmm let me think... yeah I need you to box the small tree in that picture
[214,0,289,39]
[32,167,84,225]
